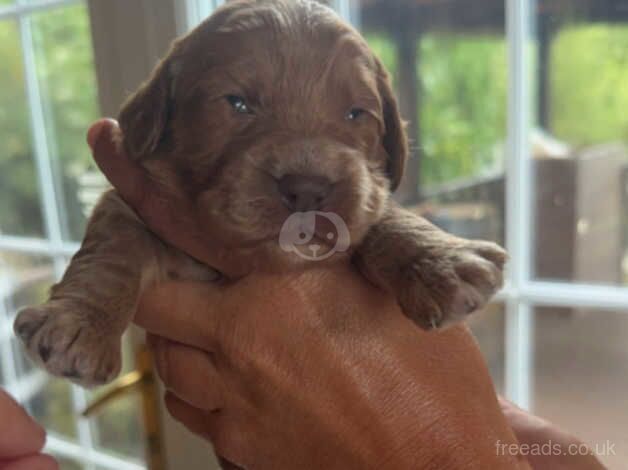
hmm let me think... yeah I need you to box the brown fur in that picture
[14,0,506,387]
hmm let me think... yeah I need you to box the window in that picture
[0,1,145,469]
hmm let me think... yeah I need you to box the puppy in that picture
[14,0,506,387]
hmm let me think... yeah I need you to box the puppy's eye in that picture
[346,108,366,121]
[226,95,252,114]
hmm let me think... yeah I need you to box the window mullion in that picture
[18,14,64,247]
[333,0,360,28]
[45,435,145,470]
[178,0,224,33]
[505,0,534,410]
[0,235,80,257]
[522,281,628,310]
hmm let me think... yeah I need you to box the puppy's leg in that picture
[355,202,507,330]
[13,190,216,387]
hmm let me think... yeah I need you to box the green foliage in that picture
[419,34,508,187]
[551,25,628,145]
[365,33,508,188]
[365,33,398,81]
[366,26,628,190]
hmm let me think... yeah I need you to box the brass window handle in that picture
[82,369,150,417]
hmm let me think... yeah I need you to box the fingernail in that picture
[87,118,116,150]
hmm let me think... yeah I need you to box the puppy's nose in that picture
[278,174,332,212]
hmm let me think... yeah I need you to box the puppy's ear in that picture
[118,58,174,160]
[375,60,408,192]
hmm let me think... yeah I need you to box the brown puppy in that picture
[14,0,506,387]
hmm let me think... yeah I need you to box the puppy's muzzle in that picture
[278,174,333,212]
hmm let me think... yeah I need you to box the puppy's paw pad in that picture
[396,262,450,330]
[447,278,491,317]
[395,241,506,330]
[14,304,121,387]
[430,241,506,325]
[452,242,506,302]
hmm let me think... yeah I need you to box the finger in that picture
[0,390,46,458]
[87,119,146,208]
[164,392,213,440]
[149,335,224,411]
[136,281,223,350]
[87,120,223,273]
[0,454,58,470]
[165,394,248,467]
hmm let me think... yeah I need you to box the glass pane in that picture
[468,303,505,393]
[0,251,53,313]
[0,19,46,237]
[30,4,105,242]
[88,335,147,462]
[532,1,628,286]
[356,1,507,245]
[533,308,628,469]
[91,390,147,461]
[0,251,53,387]
[53,457,84,470]
[26,376,78,439]
[2,252,56,378]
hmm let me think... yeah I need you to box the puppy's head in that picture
[119,0,407,256]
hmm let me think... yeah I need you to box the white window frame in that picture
[502,0,628,408]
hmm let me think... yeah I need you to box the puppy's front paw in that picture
[396,240,507,330]
[14,302,121,387]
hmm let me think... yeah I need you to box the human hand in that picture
[135,270,528,469]
[0,389,58,470]
[89,119,529,469]
[500,398,606,470]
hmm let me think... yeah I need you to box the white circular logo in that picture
[279,211,350,261]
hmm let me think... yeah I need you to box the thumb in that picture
[87,118,147,210]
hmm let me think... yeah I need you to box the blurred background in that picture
[0,0,626,468]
